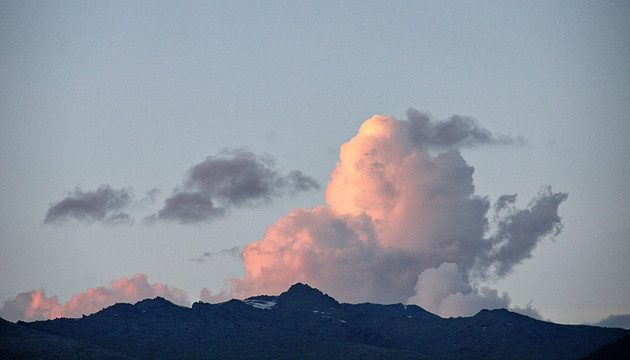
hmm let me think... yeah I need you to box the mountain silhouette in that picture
[1,283,628,359]
[277,282,339,308]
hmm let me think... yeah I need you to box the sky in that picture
[1,1,629,326]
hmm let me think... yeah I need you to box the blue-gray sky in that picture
[1,1,628,325]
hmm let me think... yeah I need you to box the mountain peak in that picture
[285,282,317,293]
[279,283,339,309]
[134,296,172,307]
[471,308,539,325]
[133,296,188,315]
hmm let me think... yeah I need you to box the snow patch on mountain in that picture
[244,299,277,310]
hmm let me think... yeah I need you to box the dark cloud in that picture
[494,194,518,211]
[154,192,225,223]
[44,185,132,224]
[287,170,320,192]
[405,108,525,149]
[481,187,568,277]
[153,149,319,223]
[190,246,242,264]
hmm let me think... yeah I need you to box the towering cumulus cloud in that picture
[0,274,189,322]
[225,110,566,317]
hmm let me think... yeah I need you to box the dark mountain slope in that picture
[579,333,630,360]
[423,309,627,360]
[0,317,131,359]
[5,283,628,360]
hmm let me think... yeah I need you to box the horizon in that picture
[3,280,629,329]
[5,281,628,330]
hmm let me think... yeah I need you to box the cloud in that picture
[199,287,231,304]
[0,274,189,322]
[405,108,525,149]
[218,110,566,317]
[141,188,160,204]
[406,262,541,318]
[479,188,567,278]
[595,314,630,329]
[150,192,225,223]
[152,149,319,223]
[104,212,134,225]
[44,185,132,224]
[190,246,242,264]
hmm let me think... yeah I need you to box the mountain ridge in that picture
[2,283,628,360]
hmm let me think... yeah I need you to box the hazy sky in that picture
[1,1,628,325]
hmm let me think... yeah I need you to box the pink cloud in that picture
[222,111,566,316]
[1,274,189,321]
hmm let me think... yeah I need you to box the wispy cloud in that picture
[190,246,242,264]
[405,109,526,149]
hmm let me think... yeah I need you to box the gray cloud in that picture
[405,108,525,149]
[190,246,242,264]
[44,185,132,224]
[104,212,134,225]
[287,170,320,192]
[595,314,630,329]
[143,188,160,203]
[153,149,319,223]
[407,262,543,318]
[153,192,225,223]
[494,194,518,211]
[481,188,568,277]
